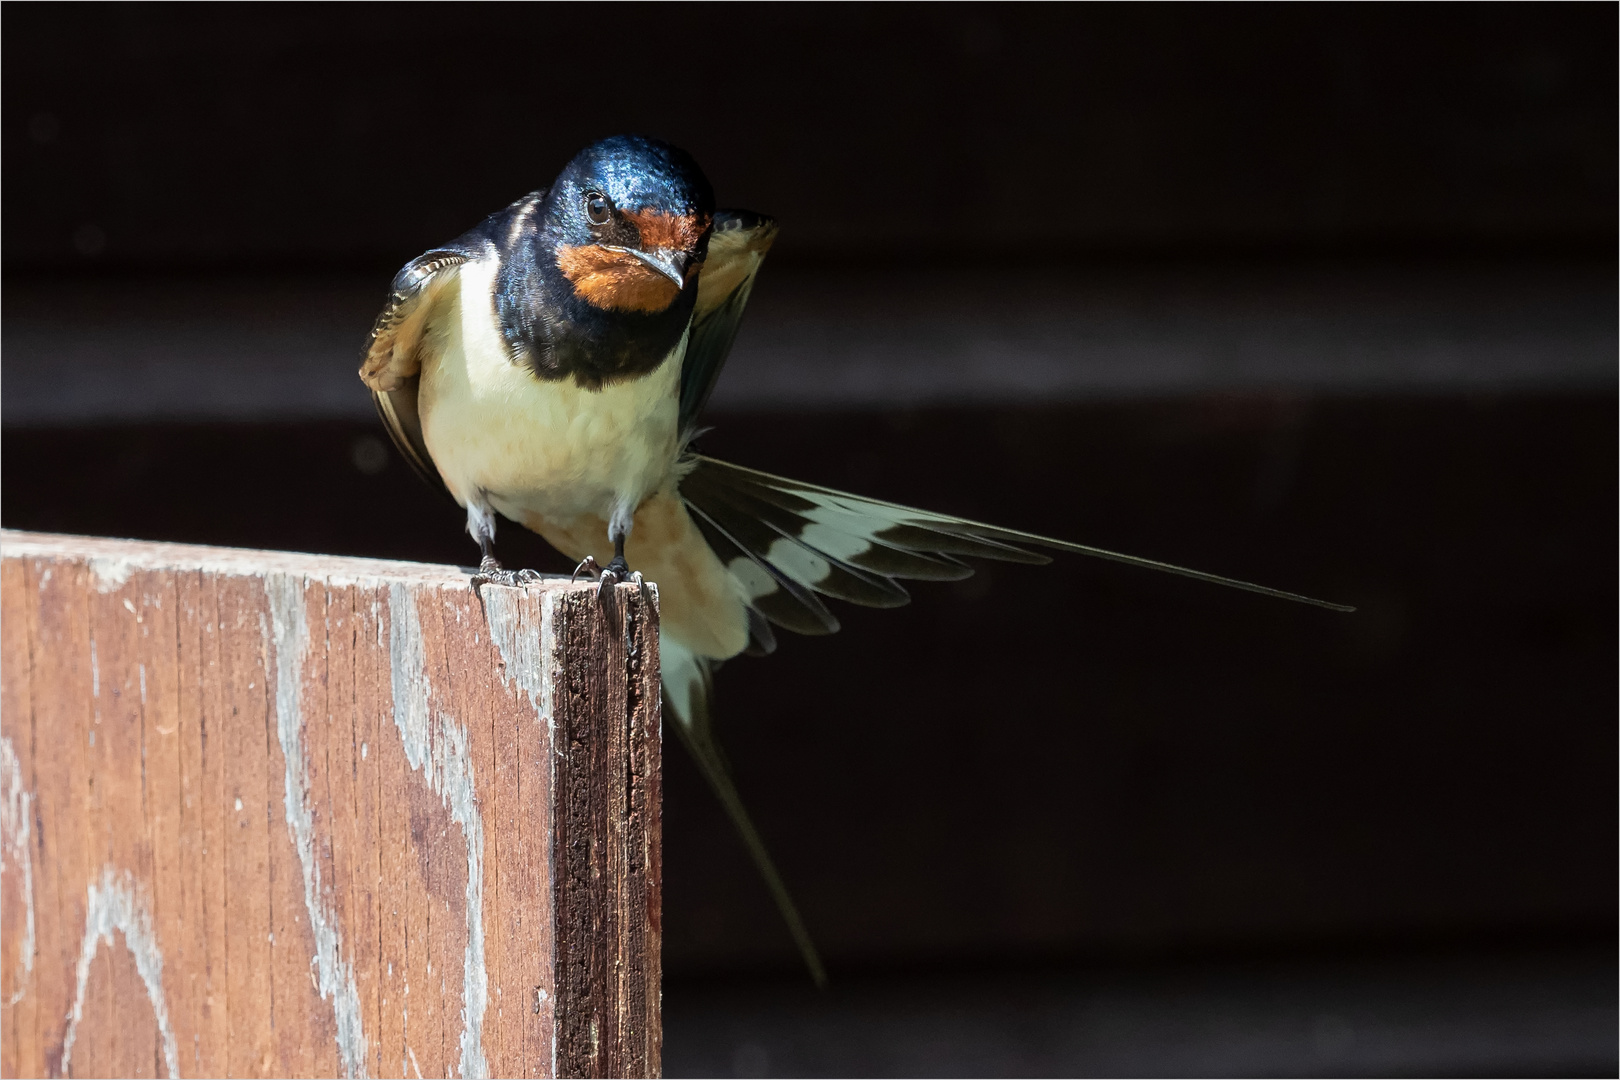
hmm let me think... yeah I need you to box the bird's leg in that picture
[596,531,631,599]
[593,509,650,606]
[466,498,541,590]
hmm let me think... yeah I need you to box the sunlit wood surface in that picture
[0,531,661,1078]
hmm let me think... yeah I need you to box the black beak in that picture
[627,248,689,288]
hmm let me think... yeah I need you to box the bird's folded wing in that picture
[679,456,1353,643]
[359,249,477,391]
[680,210,779,434]
[359,247,485,497]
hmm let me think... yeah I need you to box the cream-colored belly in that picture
[417,259,685,525]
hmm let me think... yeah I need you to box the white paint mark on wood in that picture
[88,556,135,593]
[482,585,553,734]
[90,638,99,698]
[61,866,180,1079]
[267,573,371,1079]
[388,582,490,1080]
[0,737,36,1004]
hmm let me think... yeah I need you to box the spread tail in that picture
[661,453,1351,987]
[679,454,1354,630]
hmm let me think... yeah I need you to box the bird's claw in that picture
[610,571,652,610]
[573,556,650,607]
[471,556,542,591]
[596,555,631,600]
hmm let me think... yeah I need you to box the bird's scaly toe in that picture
[629,570,652,609]
[472,555,542,591]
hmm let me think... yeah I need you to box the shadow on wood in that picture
[0,531,661,1078]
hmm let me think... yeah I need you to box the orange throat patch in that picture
[556,211,708,314]
[555,244,681,313]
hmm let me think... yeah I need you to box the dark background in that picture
[4,4,1615,1076]
[4,5,1616,266]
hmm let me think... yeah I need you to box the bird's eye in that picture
[584,191,612,225]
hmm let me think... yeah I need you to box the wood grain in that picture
[0,531,662,1079]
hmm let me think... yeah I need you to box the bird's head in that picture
[544,136,715,315]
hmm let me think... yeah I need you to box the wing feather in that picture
[679,210,778,433]
[358,195,536,496]
[358,249,476,498]
[359,250,472,391]
[363,252,477,498]
[372,377,449,497]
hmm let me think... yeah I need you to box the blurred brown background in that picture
[4,4,1615,1076]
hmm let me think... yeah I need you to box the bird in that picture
[359,134,1352,986]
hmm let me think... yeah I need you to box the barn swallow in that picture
[360,134,1352,985]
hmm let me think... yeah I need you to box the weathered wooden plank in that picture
[267,573,343,1079]
[193,569,232,1078]
[30,557,94,1078]
[499,588,559,1080]
[143,570,190,1078]
[319,581,378,1078]
[0,531,662,1079]
[624,598,663,1078]
[1,556,41,1078]
[86,562,166,1080]
[218,570,275,1078]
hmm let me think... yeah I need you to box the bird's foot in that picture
[609,568,650,609]
[471,555,542,591]
[577,555,651,607]
[596,555,632,600]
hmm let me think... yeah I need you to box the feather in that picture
[660,641,827,988]
[360,250,478,501]
[687,476,913,608]
[682,455,1356,617]
[686,501,842,636]
[680,210,778,434]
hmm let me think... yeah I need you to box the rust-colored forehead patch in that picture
[555,244,682,314]
[621,209,709,252]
